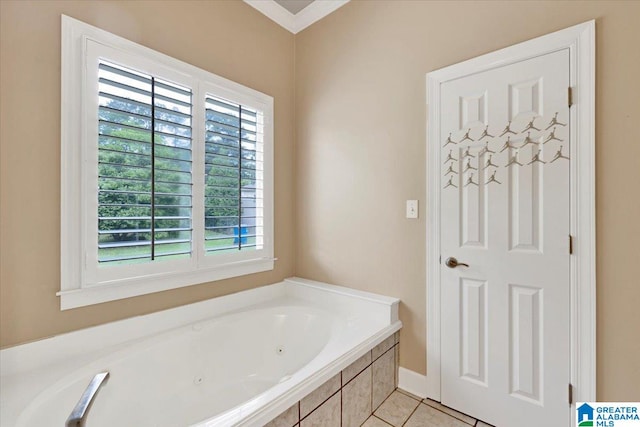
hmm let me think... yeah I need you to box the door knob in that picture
[445,257,469,268]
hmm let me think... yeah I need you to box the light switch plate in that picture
[406,200,418,219]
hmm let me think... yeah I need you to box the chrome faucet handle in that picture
[66,372,110,427]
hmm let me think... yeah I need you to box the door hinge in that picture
[568,87,573,107]
[569,235,574,255]
[569,383,574,404]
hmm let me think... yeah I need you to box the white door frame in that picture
[425,20,596,419]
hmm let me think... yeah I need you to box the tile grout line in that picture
[372,387,407,423]
[344,349,373,389]
[370,354,374,419]
[340,370,343,427]
[345,342,397,390]
[372,414,394,426]
[385,388,421,426]
[372,341,398,364]
[400,399,423,427]
[393,334,398,389]
[299,388,341,424]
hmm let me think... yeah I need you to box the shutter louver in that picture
[204,95,264,254]
[97,60,193,265]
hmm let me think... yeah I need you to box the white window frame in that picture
[60,15,274,310]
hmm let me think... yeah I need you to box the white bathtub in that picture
[0,277,401,426]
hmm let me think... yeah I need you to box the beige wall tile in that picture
[301,392,340,427]
[394,344,399,387]
[300,373,341,418]
[265,404,299,427]
[372,348,395,409]
[343,351,372,385]
[342,366,372,427]
[372,335,395,360]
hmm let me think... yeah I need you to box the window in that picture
[97,61,194,265]
[60,16,274,309]
[203,95,266,256]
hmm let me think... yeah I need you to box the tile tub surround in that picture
[265,333,399,427]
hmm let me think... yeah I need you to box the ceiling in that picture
[274,0,315,15]
[244,0,349,34]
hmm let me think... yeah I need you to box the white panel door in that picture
[440,49,570,427]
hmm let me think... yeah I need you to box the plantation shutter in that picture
[204,95,264,254]
[97,60,193,265]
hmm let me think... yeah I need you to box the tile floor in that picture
[364,388,494,427]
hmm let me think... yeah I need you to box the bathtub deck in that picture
[363,388,493,427]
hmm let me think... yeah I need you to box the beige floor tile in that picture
[423,399,476,425]
[404,403,469,427]
[476,421,495,427]
[374,390,420,426]
[362,415,393,427]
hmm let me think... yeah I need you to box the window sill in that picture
[57,258,275,310]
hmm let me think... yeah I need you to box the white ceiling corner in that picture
[244,0,349,34]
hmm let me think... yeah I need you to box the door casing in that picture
[425,20,595,426]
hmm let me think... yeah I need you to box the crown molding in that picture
[244,0,349,34]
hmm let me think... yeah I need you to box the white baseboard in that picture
[397,367,429,399]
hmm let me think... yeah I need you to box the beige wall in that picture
[0,1,295,346]
[295,0,640,400]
